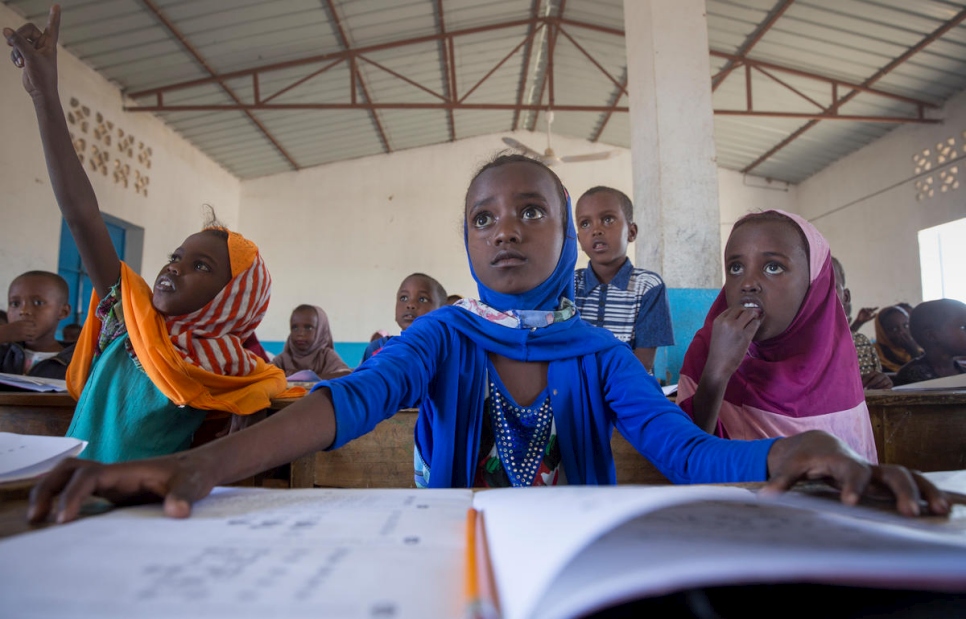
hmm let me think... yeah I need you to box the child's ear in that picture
[627,222,639,243]
[58,303,71,321]
[843,288,851,307]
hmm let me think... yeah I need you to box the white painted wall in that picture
[717,168,798,254]
[240,133,638,343]
[795,90,966,337]
[0,3,240,309]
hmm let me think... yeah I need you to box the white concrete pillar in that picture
[623,0,721,288]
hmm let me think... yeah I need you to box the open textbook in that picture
[1,480,965,619]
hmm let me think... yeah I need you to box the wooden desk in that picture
[0,392,77,436]
[866,389,966,472]
[275,401,671,489]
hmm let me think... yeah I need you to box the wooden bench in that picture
[286,406,670,488]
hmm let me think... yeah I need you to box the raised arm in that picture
[5,5,120,298]
[689,307,759,433]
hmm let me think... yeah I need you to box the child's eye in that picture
[522,206,545,220]
[195,262,212,272]
[167,254,179,263]
[727,263,743,275]
[419,296,430,303]
[578,220,590,229]
[8,300,20,308]
[603,216,614,224]
[32,300,45,306]
[399,294,409,302]
[472,212,493,228]
[764,262,785,275]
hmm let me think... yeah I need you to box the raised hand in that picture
[850,306,878,332]
[3,4,61,99]
[764,430,950,517]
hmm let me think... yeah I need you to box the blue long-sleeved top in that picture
[317,310,776,488]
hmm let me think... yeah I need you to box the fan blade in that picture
[502,137,543,158]
[559,150,620,163]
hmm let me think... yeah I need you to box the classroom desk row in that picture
[2,389,965,489]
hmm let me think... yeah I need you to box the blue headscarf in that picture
[431,177,619,361]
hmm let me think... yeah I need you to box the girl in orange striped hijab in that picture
[63,216,300,463]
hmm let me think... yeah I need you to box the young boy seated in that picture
[60,322,82,344]
[573,186,673,373]
[0,271,74,379]
[362,273,446,362]
[894,299,966,386]
[831,258,892,389]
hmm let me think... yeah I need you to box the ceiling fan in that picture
[502,110,620,166]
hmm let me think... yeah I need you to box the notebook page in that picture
[0,487,473,619]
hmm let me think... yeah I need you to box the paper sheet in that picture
[0,372,67,392]
[0,432,86,482]
[0,487,472,619]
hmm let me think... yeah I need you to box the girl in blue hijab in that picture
[31,155,948,522]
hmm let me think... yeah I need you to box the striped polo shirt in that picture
[573,259,674,349]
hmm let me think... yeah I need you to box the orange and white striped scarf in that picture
[166,238,271,376]
[68,230,304,415]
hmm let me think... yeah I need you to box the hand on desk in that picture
[28,454,215,524]
[765,430,950,517]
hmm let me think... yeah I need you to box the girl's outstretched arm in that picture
[5,5,120,298]
[691,307,760,433]
[28,387,339,524]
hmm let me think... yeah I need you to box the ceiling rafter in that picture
[324,0,390,154]
[711,0,796,92]
[122,6,959,177]
[512,0,542,132]
[435,0,455,142]
[137,0,298,171]
[741,4,966,175]
[589,70,626,143]
[529,0,565,132]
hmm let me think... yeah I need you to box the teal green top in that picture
[65,279,207,464]
[67,335,207,463]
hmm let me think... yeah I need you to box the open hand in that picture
[861,371,893,390]
[28,453,215,524]
[3,4,61,99]
[765,431,949,517]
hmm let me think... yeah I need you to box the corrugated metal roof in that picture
[4,0,965,183]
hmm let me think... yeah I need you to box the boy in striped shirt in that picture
[573,187,674,374]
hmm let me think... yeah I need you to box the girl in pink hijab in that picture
[677,210,877,462]
[273,305,351,380]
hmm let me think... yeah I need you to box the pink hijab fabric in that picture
[272,306,350,377]
[677,210,878,462]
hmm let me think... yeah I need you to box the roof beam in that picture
[512,0,542,131]
[589,70,626,142]
[138,0,298,170]
[741,5,966,174]
[324,0,390,154]
[712,0,795,92]
[435,0,455,142]
[530,0,565,132]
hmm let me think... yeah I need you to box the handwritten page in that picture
[0,487,472,619]
[0,432,86,482]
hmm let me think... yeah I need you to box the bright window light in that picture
[919,217,966,303]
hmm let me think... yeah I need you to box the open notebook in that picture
[1,479,964,619]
